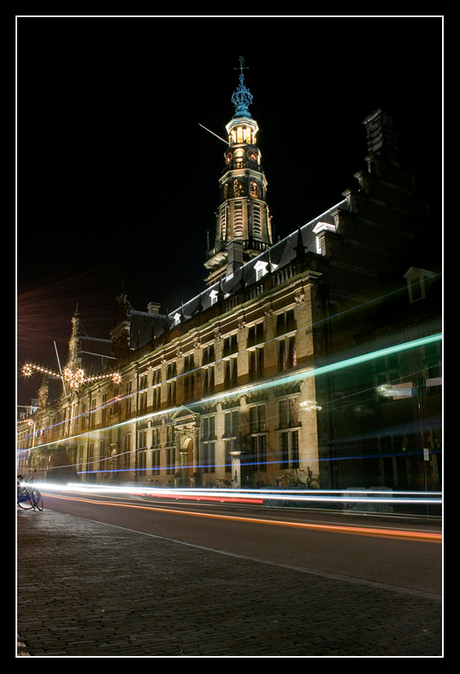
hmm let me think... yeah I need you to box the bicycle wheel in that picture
[31,489,44,511]
[18,493,34,510]
[266,498,285,507]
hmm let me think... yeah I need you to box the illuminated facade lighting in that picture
[17,61,441,497]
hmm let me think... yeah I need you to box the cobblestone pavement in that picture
[17,508,443,657]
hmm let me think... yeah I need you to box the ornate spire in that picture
[231,56,253,118]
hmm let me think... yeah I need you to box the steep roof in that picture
[167,199,347,325]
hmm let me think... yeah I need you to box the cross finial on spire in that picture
[236,55,248,77]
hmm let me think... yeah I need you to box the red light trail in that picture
[43,492,442,543]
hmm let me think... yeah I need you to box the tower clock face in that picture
[247,150,258,161]
[226,152,233,164]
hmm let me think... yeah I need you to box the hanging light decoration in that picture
[22,362,121,388]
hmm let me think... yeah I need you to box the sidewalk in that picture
[17,507,442,657]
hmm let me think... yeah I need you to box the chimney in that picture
[226,240,244,276]
[147,302,161,315]
[362,108,400,167]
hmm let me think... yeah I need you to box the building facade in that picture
[17,65,442,491]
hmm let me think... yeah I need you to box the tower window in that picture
[252,204,262,239]
[233,202,243,238]
[234,181,244,197]
[220,214,227,240]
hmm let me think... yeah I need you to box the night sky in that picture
[16,15,443,407]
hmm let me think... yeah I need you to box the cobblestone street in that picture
[16,508,442,657]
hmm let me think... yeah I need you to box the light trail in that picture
[18,332,442,449]
[37,482,442,509]
[41,488,442,543]
[200,333,442,406]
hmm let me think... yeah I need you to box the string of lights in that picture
[22,362,122,388]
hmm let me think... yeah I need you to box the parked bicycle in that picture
[265,477,286,507]
[17,476,44,511]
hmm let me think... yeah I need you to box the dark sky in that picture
[16,15,443,406]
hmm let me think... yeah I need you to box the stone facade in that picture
[17,73,441,491]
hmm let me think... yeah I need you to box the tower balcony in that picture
[221,160,263,175]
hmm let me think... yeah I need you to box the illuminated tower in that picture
[204,58,273,286]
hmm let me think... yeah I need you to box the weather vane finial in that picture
[231,56,253,118]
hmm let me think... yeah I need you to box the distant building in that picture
[18,64,441,491]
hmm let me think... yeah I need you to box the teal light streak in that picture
[199,332,443,406]
[20,333,442,452]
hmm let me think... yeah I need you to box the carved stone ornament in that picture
[295,289,306,308]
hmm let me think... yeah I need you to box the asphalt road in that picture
[39,486,442,598]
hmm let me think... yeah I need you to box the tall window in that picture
[101,393,108,427]
[137,430,147,476]
[250,404,266,434]
[123,434,131,471]
[280,430,299,469]
[184,373,194,401]
[278,336,296,371]
[278,398,300,429]
[138,375,148,415]
[247,322,264,347]
[201,415,216,473]
[152,383,161,411]
[88,443,94,474]
[167,381,176,407]
[223,334,238,357]
[249,347,264,381]
[151,426,161,475]
[183,353,194,372]
[183,353,195,401]
[166,425,175,474]
[249,404,267,471]
[89,400,96,429]
[225,409,239,435]
[278,398,300,469]
[151,448,160,475]
[126,381,132,417]
[202,344,215,365]
[202,366,215,396]
[251,436,267,471]
[224,409,239,470]
[276,309,296,336]
[224,357,238,389]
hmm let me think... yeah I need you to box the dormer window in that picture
[404,267,437,303]
[313,221,336,256]
[254,259,277,280]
